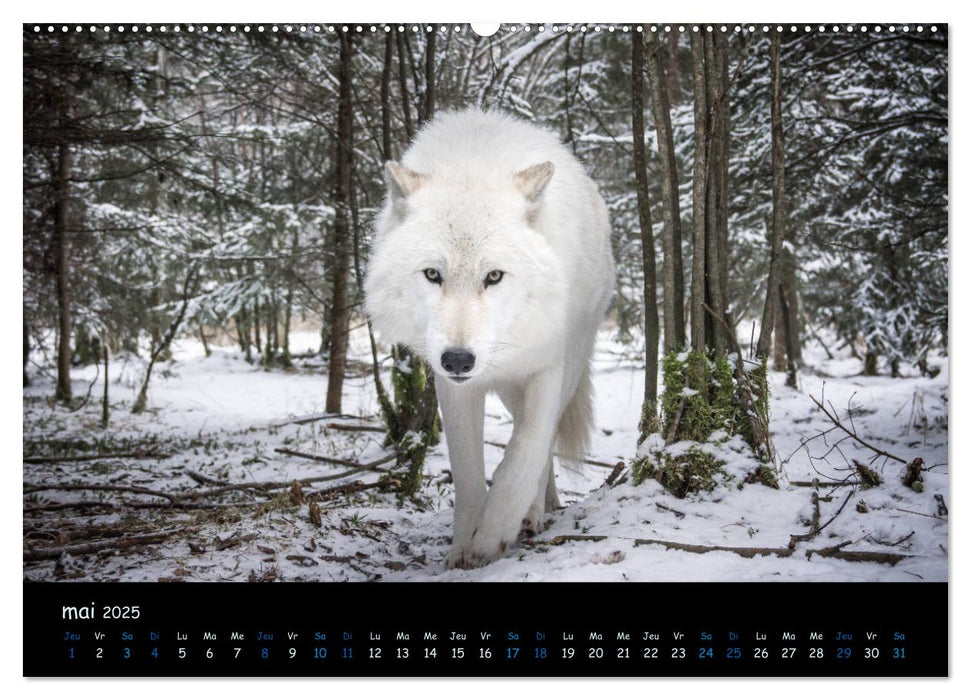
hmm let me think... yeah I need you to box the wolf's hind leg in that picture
[544,459,560,511]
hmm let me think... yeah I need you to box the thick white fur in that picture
[364,109,615,569]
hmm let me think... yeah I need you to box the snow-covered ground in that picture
[23,328,948,582]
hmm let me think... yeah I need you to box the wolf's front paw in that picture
[444,544,500,570]
[444,528,512,569]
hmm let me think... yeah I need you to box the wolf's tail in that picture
[556,362,594,473]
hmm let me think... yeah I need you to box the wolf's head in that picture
[364,161,569,386]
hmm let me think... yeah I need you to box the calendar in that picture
[24,582,947,676]
[23,19,950,681]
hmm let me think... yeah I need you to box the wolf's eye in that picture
[423,268,442,285]
[484,270,505,287]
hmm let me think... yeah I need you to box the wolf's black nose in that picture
[441,349,476,375]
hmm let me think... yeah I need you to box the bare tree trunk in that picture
[703,34,723,353]
[711,32,732,351]
[396,33,415,140]
[133,268,197,414]
[380,33,394,160]
[53,105,73,402]
[779,241,802,369]
[282,232,297,367]
[101,335,109,428]
[253,297,262,354]
[645,29,686,354]
[236,306,252,361]
[715,32,731,340]
[773,300,787,370]
[778,283,798,388]
[666,30,682,105]
[198,322,211,357]
[689,32,708,352]
[23,317,30,387]
[423,26,436,125]
[325,33,354,414]
[632,30,660,431]
[864,351,879,376]
[756,32,787,360]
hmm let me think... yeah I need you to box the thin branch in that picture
[809,393,908,464]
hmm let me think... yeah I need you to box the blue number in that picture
[506,647,520,659]
[314,647,328,659]
[893,647,906,659]
[151,648,158,659]
[837,647,852,659]
[699,647,713,659]
[727,647,741,659]
[123,648,131,659]
[261,647,269,659]
[534,647,547,659]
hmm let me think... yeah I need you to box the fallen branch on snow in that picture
[23,483,180,503]
[23,528,187,562]
[530,532,912,566]
[632,537,912,565]
[274,448,395,470]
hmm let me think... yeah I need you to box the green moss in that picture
[386,346,438,498]
[655,447,723,499]
[855,462,883,488]
[661,352,687,431]
[644,349,773,498]
[630,455,652,486]
[743,464,780,489]
[680,351,713,442]
[711,354,737,433]
[637,399,661,446]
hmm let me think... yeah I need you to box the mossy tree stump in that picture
[633,349,774,497]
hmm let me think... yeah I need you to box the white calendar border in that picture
[3,0,963,696]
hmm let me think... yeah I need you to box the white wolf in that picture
[365,109,615,569]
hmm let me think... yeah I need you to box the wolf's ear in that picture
[386,161,427,203]
[513,161,555,202]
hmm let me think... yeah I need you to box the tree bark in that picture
[282,232,297,367]
[716,32,731,329]
[756,31,787,360]
[645,29,686,354]
[689,32,708,352]
[423,26,436,126]
[632,30,660,424]
[101,335,109,428]
[703,34,723,353]
[778,282,798,387]
[396,33,415,140]
[381,32,394,160]
[666,30,682,105]
[325,33,354,414]
[779,239,802,370]
[253,297,262,353]
[53,88,73,402]
[773,299,787,370]
[713,32,732,351]
[23,316,30,387]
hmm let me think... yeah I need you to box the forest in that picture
[23,24,948,582]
